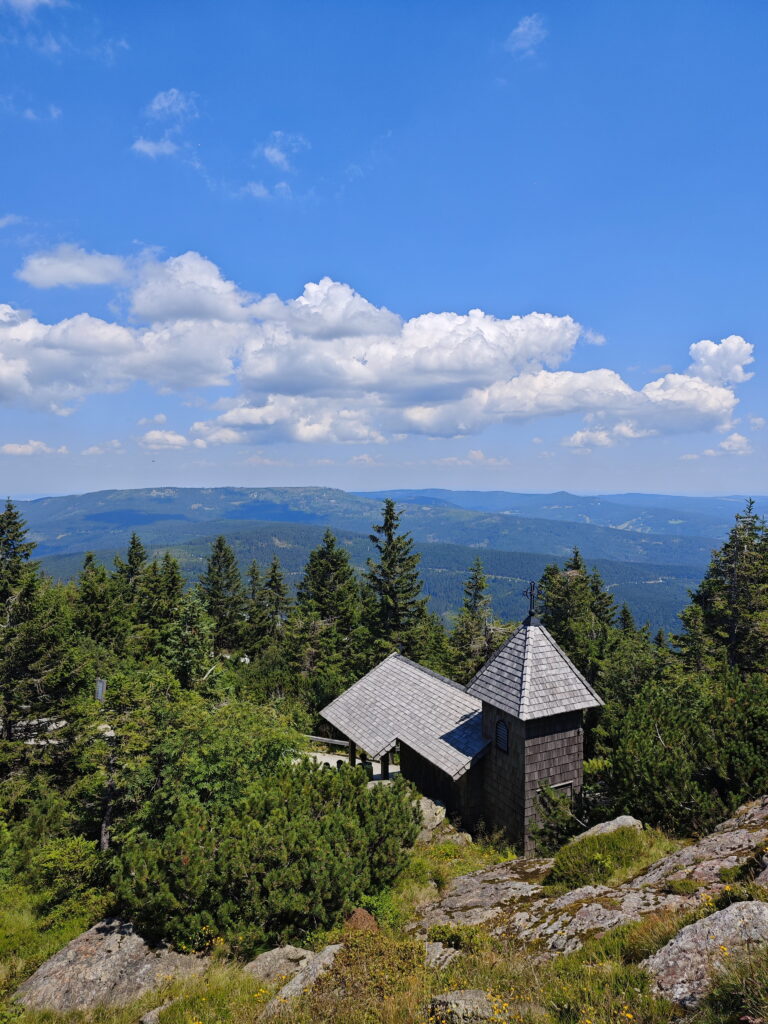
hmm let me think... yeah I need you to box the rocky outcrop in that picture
[425,941,463,969]
[429,989,495,1023]
[413,858,549,931]
[415,795,473,846]
[243,944,314,984]
[570,816,643,842]
[429,990,549,1023]
[502,883,696,954]
[260,943,342,1019]
[413,796,768,954]
[642,901,768,1008]
[139,1000,176,1024]
[417,795,447,843]
[14,919,207,1012]
[629,799,768,888]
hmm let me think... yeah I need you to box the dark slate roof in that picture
[466,618,604,721]
[319,653,488,780]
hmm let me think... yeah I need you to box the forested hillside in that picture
[18,485,762,632]
[38,523,699,633]
[19,485,753,564]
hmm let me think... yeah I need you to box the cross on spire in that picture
[522,580,538,619]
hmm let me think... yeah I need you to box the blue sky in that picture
[1,0,765,498]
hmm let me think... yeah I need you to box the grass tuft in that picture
[547,829,679,890]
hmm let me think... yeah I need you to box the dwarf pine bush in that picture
[114,763,420,954]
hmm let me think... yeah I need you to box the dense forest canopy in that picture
[0,495,766,950]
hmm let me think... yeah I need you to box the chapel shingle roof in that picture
[319,652,487,780]
[466,617,603,720]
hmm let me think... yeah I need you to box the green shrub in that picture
[114,764,420,955]
[547,827,674,889]
[27,835,101,907]
[426,923,490,953]
[663,877,700,895]
[359,889,402,931]
[0,818,13,883]
[712,880,768,910]
[585,908,696,964]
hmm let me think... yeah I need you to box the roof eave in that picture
[447,740,491,780]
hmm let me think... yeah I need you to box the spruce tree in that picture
[618,603,636,633]
[159,553,184,616]
[289,531,369,704]
[675,603,719,673]
[242,559,269,653]
[297,529,360,633]
[0,499,37,607]
[0,502,74,752]
[113,533,147,596]
[684,500,768,673]
[364,499,426,654]
[261,555,291,640]
[539,548,616,682]
[449,558,499,683]
[198,536,246,650]
[0,574,71,746]
[131,554,185,659]
[74,552,128,650]
[463,557,490,616]
[165,592,215,688]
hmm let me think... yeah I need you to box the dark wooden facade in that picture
[479,705,584,854]
[399,742,486,829]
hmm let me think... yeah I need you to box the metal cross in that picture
[522,580,537,618]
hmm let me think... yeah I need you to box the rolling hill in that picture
[17,485,752,565]
[15,484,740,632]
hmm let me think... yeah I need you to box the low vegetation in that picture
[546,827,680,889]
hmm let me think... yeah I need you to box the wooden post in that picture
[349,741,356,766]
[380,751,390,780]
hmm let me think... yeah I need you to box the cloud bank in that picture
[3,247,755,453]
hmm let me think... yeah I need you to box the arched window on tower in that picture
[495,718,508,753]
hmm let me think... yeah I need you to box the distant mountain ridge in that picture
[16,485,757,633]
[18,485,758,566]
[356,489,761,538]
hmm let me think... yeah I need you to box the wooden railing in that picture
[302,734,350,748]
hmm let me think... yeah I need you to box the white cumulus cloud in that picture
[688,335,754,385]
[131,250,254,322]
[434,449,512,466]
[1,439,67,455]
[708,432,752,456]
[140,429,190,450]
[0,251,756,454]
[81,440,123,456]
[16,244,127,288]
